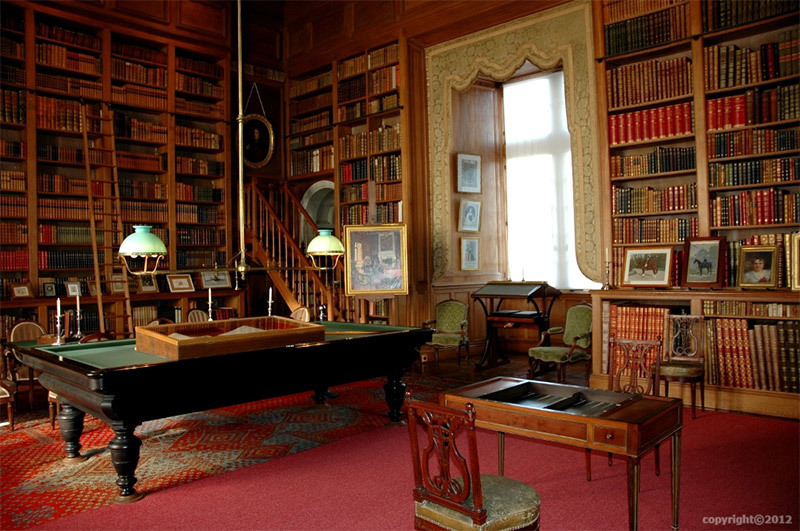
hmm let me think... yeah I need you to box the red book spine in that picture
[707,98,718,130]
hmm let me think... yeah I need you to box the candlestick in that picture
[207,288,214,321]
[76,294,80,313]
[55,298,62,345]
[57,297,61,316]
[602,260,612,290]
[605,247,610,262]
[74,308,83,339]
[268,287,273,317]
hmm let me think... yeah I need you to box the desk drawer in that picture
[594,426,627,449]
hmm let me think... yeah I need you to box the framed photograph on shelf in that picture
[10,282,33,299]
[344,224,408,296]
[681,237,725,288]
[738,246,778,289]
[792,231,800,291]
[88,282,98,296]
[457,200,481,232]
[460,237,479,270]
[622,246,673,288]
[199,270,232,289]
[456,154,481,193]
[65,281,81,297]
[242,114,275,169]
[167,274,196,293]
[111,275,127,294]
[43,282,57,298]
[138,274,159,293]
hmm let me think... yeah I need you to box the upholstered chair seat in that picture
[658,362,704,379]
[422,300,469,365]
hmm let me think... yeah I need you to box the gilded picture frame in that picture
[167,273,196,293]
[738,246,778,289]
[242,114,274,169]
[622,246,673,288]
[792,231,800,291]
[344,224,408,296]
[681,237,725,289]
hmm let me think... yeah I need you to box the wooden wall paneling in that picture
[175,0,228,40]
[353,1,397,34]
[311,4,350,51]
[110,0,169,25]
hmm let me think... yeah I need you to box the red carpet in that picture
[2,376,798,530]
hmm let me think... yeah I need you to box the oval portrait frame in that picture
[241,114,275,169]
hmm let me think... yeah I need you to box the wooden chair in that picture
[528,304,592,385]
[147,317,174,325]
[187,309,209,322]
[659,315,705,419]
[405,391,541,530]
[290,307,310,322]
[7,321,47,409]
[421,300,469,365]
[78,331,117,343]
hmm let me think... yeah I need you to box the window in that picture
[503,70,599,290]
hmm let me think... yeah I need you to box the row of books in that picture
[376,201,402,223]
[337,76,366,104]
[36,43,102,75]
[705,318,798,393]
[0,140,25,158]
[0,222,27,244]
[111,58,167,87]
[35,21,101,50]
[35,95,98,133]
[340,204,369,225]
[371,154,401,182]
[603,3,689,57]
[701,0,797,33]
[601,0,683,25]
[290,91,331,116]
[0,250,28,270]
[611,146,697,178]
[114,114,167,143]
[339,130,369,159]
[707,128,800,160]
[175,98,224,120]
[36,72,102,99]
[710,188,799,227]
[111,84,167,111]
[175,228,225,245]
[121,201,168,223]
[376,182,402,202]
[606,56,692,110]
[367,43,399,70]
[340,182,369,203]
[1,88,25,124]
[175,182,223,202]
[119,151,165,172]
[175,125,222,150]
[120,179,167,200]
[602,304,669,379]
[370,123,402,152]
[175,249,226,268]
[338,54,366,79]
[367,298,391,317]
[289,70,332,99]
[175,156,224,177]
[37,250,103,270]
[289,146,334,176]
[708,156,798,188]
[368,93,399,114]
[703,300,800,318]
[176,204,221,224]
[369,65,399,95]
[289,110,330,135]
[38,172,100,195]
[339,159,369,183]
[0,170,25,192]
[288,129,332,150]
[175,72,223,99]
[1,35,25,61]
[706,85,799,130]
[0,196,29,218]
[2,63,25,85]
[112,42,167,66]
[37,197,102,219]
[39,224,100,245]
[608,102,693,145]
[703,33,798,92]
[612,215,698,244]
[612,182,697,215]
[176,56,223,79]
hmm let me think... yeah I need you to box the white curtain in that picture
[503,72,599,290]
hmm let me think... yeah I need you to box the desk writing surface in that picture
[471,281,561,299]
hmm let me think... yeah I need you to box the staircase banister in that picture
[282,182,319,233]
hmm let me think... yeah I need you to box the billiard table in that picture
[17,321,432,502]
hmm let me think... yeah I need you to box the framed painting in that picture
[344,224,408,296]
[199,270,232,289]
[792,232,800,291]
[10,282,33,299]
[456,154,481,193]
[242,114,274,169]
[460,237,479,270]
[457,200,481,232]
[65,281,82,297]
[622,247,673,288]
[681,237,725,288]
[138,274,159,293]
[738,246,778,289]
[167,274,196,293]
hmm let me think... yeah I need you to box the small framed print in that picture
[43,282,57,297]
[622,246,673,288]
[456,154,481,193]
[458,200,481,232]
[88,282,98,296]
[792,231,800,291]
[65,281,82,297]
[111,275,126,294]
[681,237,725,288]
[10,282,33,299]
[199,270,232,289]
[738,246,778,289]
[460,238,479,270]
[167,273,195,293]
[138,274,158,293]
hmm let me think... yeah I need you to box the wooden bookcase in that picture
[0,3,240,338]
[285,39,407,324]
[593,0,799,418]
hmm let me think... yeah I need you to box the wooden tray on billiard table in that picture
[135,316,325,360]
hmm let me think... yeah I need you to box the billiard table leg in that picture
[384,372,406,424]
[109,422,146,503]
[57,402,87,463]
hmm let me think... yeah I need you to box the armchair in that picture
[421,300,469,365]
[528,304,592,385]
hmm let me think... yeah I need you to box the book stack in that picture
[603,304,670,376]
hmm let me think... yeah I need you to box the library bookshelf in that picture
[593,0,799,418]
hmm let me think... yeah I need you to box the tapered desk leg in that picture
[497,431,505,476]
[671,430,682,530]
[627,457,640,531]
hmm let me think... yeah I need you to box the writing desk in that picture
[442,377,682,531]
[17,321,431,502]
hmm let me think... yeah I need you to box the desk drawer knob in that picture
[605,433,613,440]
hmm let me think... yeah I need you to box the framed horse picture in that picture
[682,237,725,288]
[622,246,673,288]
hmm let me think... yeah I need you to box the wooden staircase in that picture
[243,182,354,321]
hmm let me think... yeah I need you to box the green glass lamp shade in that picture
[306,229,345,269]
[119,225,167,257]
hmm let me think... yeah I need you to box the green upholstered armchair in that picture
[528,304,592,385]
[422,300,469,365]
[405,391,541,530]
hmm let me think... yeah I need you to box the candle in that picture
[606,247,610,262]
[57,297,61,316]
[76,294,80,312]
[208,287,212,307]
[268,287,272,304]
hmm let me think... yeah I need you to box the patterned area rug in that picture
[0,373,465,529]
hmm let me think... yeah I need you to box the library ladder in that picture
[80,103,133,337]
